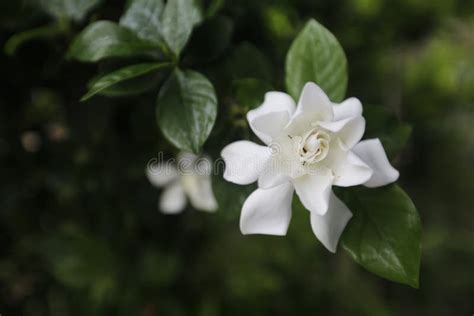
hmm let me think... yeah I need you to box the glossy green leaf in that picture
[157,69,217,153]
[36,0,102,21]
[68,21,160,62]
[285,19,348,102]
[81,62,172,101]
[340,185,422,288]
[161,0,203,56]
[119,0,165,44]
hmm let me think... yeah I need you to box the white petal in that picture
[159,182,187,214]
[240,182,294,235]
[293,82,333,121]
[352,138,399,188]
[258,162,289,189]
[146,162,179,188]
[326,139,373,187]
[310,191,352,253]
[248,110,290,145]
[221,141,271,185]
[292,169,333,215]
[332,97,362,121]
[318,116,365,149]
[181,174,218,212]
[247,91,296,123]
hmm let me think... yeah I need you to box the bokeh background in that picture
[1,0,473,315]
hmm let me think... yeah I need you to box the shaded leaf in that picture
[157,69,217,153]
[68,21,160,62]
[81,62,171,101]
[161,0,203,56]
[340,184,422,288]
[286,19,347,102]
[36,0,102,21]
[233,78,272,110]
[119,0,165,44]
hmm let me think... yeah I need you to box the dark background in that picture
[1,0,473,315]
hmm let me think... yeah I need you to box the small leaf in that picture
[81,62,171,101]
[4,24,64,56]
[340,184,422,288]
[157,69,217,153]
[119,0,165,44]
[285,19,348,102]
[161,0,203,56]
[68,21,160,62]
[36,0,102,21]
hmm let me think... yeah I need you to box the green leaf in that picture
[233,78,273,110]
[68,21,160,62]
[81,62,171,101]
[231,43,273,81]
[363,105,412,160]
[285,19,348,102]
[161,0,203,56]
[157,69,217,153]
[340,185,422,288]
[36,0,102,21]
[119,0,165,44]
[4,24,64,56]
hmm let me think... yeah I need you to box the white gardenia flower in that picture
[221,82,399,252]
[146,153,218,214]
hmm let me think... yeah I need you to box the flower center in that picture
[292,128,330,164]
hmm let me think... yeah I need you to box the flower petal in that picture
[221,141,271,185]
[182,174,218,212]
[146,162,179,188]
[159,182,187,214]
[332,97,362,121]
[249,110,290,145]
[247,91,296,122]
[240,182,294,235]
[295,82,333,120]
[325,139,373,187]
[292,169,333,215]
[352,138,399,187]
[258,158,290,189]
[318,116,365,149]
[310,191,352,253]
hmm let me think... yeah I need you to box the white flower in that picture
[146,153,218,214]
[221,82,399,252]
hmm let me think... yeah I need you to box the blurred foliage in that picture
[1,0,473,315]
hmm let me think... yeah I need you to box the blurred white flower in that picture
[221,82,399,252]
[146,153,218,214]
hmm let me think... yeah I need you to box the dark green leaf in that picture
[364,105,412,160]
[286,19,348,102]
[212,174,255,220]
[81,62,171,101]
[157,69,217,153]
[340,185,422,288]
[233,78,273,110]
[68,21,160,62]
[119,0,165,44]
[36,0,102,21]
[161,0,203,56]
[4,24,64,56]
[231,43,273,81]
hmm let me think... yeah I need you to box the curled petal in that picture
[249,111,290,144]
[352,138,399,187]
[292,169,334,215]
[247,92,296,144]
[332,97,362,121]
[146,163,179,188]
[318,116,365,149]
[221,141,271,185]
[159,182,187,214]
[326,139,373,187]
[310,191,352,253]
[240,182,294,235]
